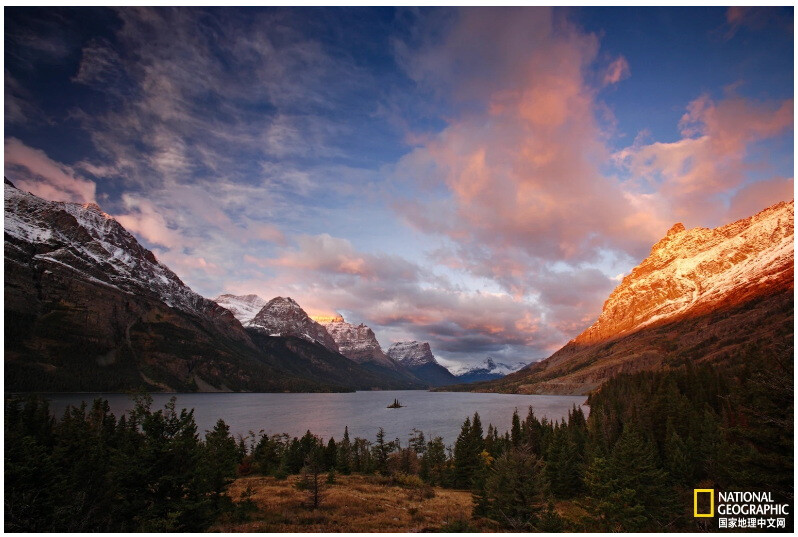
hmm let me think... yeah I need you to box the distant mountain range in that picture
[446,358,528,383]
[449,200,794,395]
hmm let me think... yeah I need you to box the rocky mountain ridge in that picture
[387,341,459,386]
[577,201,793,345]
[455,200,794,395]
[319,317,398,369]
[247,297,340,353]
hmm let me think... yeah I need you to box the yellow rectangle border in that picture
[694,489,714,517]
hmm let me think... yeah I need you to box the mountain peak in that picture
[319,316,396,368]
[577,199,794,346]
[248,296,339,352]
[386,341,434,367]
[666,222,685,236]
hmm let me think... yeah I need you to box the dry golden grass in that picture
[211,474,476,533]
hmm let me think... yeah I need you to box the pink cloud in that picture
[267,233,420,283]
[727,177,794,222]
[395,9,656,279]
[115,194,184,249]
[603,56,630,86]
[617,94,793,225]
[4,138,96,204]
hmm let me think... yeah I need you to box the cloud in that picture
[727,177,794,222]
[72,38,124,87]
[269,234,420,282]
[615,94,793,225]
[4,138,96,203]
[393,9,656,286]
[115,194,184,249]
[602,56,630,86]
[723,7,792,39]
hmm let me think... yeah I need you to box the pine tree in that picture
[336,426,352,474]
[324,437,337,470]
[480,447,550,530]
[373,427,392,475]
[585,424,677,531]
[511,409,522,447]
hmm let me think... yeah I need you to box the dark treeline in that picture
[5,344,792,532]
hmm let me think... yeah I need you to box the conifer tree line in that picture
[5,344,792,532]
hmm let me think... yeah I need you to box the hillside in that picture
[455,201,794,395]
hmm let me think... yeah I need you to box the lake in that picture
[42,390,587,446]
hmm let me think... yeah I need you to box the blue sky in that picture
[4,7,793,368]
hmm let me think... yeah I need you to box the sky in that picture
[4,6,794,369]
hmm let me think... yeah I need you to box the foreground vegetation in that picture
[5,343,792,532]
[213,474,474,532]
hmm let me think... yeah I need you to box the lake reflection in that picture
[43,390,587,446]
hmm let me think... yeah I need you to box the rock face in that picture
[247,297,340,353]
[472,200,794,395]
[387,341,459,386]
[319,317,397,368]
[451,358,529,383]
[4,181,327,392]
[214,294,267,324]
[577,201,794,345]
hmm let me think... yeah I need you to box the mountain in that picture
[386,341,459,386]
[4,180,337,392]
[213,293,267,323]
[317,316,395,368]
[246,297,340,353]
[317,316,426,388]
[461,200,794,395]
[4,181,424,393]
[449,358,529,383]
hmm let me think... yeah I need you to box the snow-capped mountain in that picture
[448,358,528,382]
[481,200,794,395]
[3,179,297,392]
[4,180,227,319]
[247,297,340,353]
[5,180,427,393]
[386,341,435,367]
[214,294,267,324]
[317,316,398,369]
[576,200,794,345]
[386,341,458,386]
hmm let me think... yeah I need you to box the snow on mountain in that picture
[214,294,267,323]
[447,357,528,377]
[386,341,435,367]
[317,316,397,368]
[576,200,794,345]
[247,296,340,352]
[4,182,218,318]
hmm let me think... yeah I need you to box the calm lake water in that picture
[42,391,587,446]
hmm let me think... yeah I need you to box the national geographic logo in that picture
[694,489,790,530]
[694,489,714,517]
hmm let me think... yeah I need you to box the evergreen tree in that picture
[585,424,677,531]
[324,437,337,470]
[480,447,550,530]
[201,419,241,501]
[335,427,352,475]
[510,409,522,447]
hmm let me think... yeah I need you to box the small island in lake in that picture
[387,398,403,408]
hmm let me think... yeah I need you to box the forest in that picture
[5,343,793,532]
